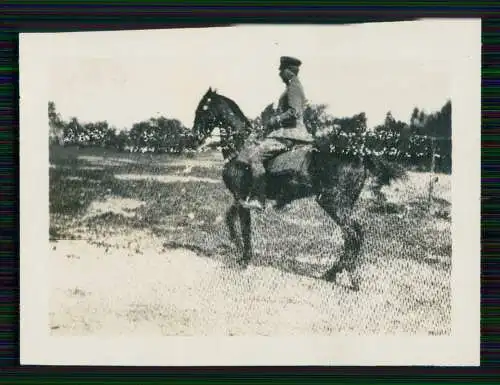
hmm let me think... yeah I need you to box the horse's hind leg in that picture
[317,192,364,291]
[226,202,243,252]
[238,205,253,266]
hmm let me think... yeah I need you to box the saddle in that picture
[265,144,314,179]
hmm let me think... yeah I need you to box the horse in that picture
[191,87,405,290]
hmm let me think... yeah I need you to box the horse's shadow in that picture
[162,237,333,281]
[213,239,337,280]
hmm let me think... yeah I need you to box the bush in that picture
[48,98,451,173]
[306,101,452,173]
[48,101,196,154]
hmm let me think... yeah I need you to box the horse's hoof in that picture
[237,258,250,268]
[322,265,347,283]
[240,200,265,211]
[274,203,291,212]
[333,270,360,291]
[321,271,338,282]
[349,276,361,292]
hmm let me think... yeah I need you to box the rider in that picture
[239,56,314,211]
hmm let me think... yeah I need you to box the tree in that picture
[81,121,111,146]
[425,100,452,173]
[126,116,191,153]
[260,103,276,125]
[129,121,150,151]
[113,130,129,151]
[335,112,367,134]
[48,101,64,146]
[249,103,276,138]
[371,111,413,161]
[61,117,82,146]
[303,103,332,136]
[151,116,191,153]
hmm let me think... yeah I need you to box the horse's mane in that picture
[217,94,253,128]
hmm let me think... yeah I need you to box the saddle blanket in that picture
[266,145,313,176]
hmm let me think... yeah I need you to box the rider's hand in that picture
[269,115,280,127]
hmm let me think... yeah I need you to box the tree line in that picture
[301,100,452,173]
[49,98,452,173]
[48,101,197,154]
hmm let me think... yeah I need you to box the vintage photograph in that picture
[20,20,480,365]
[47,25,453,337]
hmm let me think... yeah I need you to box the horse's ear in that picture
[208,87,212,93]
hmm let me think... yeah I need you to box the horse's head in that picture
[192,87,254,158]
[192,87,221,145]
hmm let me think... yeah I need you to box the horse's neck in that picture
[218,104,254,158]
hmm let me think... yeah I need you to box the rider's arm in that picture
[274,81,303,127]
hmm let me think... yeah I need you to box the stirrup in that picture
[274,201,291,211]
[240,199,265,211]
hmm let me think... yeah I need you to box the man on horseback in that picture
[239,56,314,211]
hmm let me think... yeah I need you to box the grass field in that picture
[49,145,452,336]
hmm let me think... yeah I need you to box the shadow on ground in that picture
[50,145,452,281]
[49,145,453,336]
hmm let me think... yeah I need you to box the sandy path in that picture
[49,237,341,336]
[76,155,224,169]
[114,174,220,184]
[49,154,451,336]
[49,234,449,336]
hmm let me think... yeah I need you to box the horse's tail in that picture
[363,155,407,187]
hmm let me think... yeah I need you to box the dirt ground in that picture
[49,147,451,336]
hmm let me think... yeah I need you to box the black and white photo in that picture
[20,20,480,366]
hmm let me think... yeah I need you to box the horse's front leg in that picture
[237,205,253,267]
[225,202,243,252]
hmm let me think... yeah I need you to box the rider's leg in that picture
[241,138,290,210]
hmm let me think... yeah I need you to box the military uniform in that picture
[239,56,313,210]
[267,72,313,143]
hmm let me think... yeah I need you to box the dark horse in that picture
[192,88,405,290]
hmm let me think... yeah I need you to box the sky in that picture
[47,20,457,131]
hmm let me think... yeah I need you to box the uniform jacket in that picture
[266,75,314,143]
